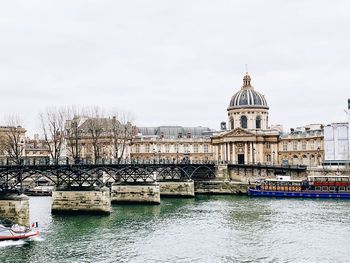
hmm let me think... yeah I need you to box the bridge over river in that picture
[0,162,306,226]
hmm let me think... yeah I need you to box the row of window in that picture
[135,144,209,153]
[230,115,263,129]
[282,141,321,151]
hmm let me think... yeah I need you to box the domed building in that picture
[212,73,280,165]
[227,73,269,130]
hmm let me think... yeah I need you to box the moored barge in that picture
[248,175,350,199]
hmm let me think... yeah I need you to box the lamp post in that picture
[153,148,156,164]
[253,148,256,164]
[272,151,275,165]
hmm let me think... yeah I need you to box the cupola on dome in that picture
[228,73,268,110]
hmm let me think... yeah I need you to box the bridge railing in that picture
[0,157,217,167]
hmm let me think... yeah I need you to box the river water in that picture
[0,196,349,263]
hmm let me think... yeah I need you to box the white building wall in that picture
[324,123,349,162]
[324,126,334,160]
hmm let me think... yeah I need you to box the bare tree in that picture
[85,106,105,164]
[65,107,85,164]
[39,107,65,165]
[109,111,134,163]
[0,115,26,165]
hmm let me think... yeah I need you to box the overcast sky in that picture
[1,0,350,135]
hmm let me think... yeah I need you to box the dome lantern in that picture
[242,73,252,89]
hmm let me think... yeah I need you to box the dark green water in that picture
[0,196,349,262]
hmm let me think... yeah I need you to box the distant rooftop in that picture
[137,126,215,138]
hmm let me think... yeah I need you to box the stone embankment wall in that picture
[195,181,249,195]
[159,181,195,197]
[228,167,308,181]
[51,187,111,214]
[0,194,29,226]
[307,167,350,177]
[111,183,160,204]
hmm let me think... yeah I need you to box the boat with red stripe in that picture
[248,175,350,199]
[0,222,39,241]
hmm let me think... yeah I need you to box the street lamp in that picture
[272,151,275,165]
[253,148,256,164]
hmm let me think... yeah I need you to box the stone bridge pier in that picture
[51,186,111,215]
[159,180,195,197]
[111,182,161,204]
[0,192,29,226]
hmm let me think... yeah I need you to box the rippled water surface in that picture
[1,196,350,262]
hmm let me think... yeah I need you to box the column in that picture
[259,143,264,163]
[244,143,248,164]
[249,142,253,164]
[228,143,231,163]
[232,143,236,164]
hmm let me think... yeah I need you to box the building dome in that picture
[228,73,268,110]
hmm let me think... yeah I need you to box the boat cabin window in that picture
[315,187,321,191]
[322,186,328,191]
[339,187,346,192]
[329,186,335,191]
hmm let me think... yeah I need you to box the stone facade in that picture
[131,126,214,163]
[24,134,50,164]
[0,126,26,165]
[212,73,280,165]
[279,124,324,166]
[64,116,133,163]
[212,73,326,167]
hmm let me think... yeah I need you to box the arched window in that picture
[230,117,234,130]
[256,116,261,129]
[240,115,248,129]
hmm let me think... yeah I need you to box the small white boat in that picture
[0,224,39,241]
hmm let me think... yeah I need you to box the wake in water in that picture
[0,240,26,248]
[0,235,45,248]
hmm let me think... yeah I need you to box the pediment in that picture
[224,128,255,137]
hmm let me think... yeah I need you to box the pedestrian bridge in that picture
[0,163,216,192]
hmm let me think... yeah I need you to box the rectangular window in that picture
[174,144,179,152]
[283,142,287,151]
[184,144,189,153]
[309,141,314,150]
[302,141,307,150]
[194,144,199,153]
[165,144,170,153]
[266,143,271,149]
[266,154,271,162]
[293,141,298,151]
[204,144,208,153]
[136,144,140,153]
[145,144,150,153]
